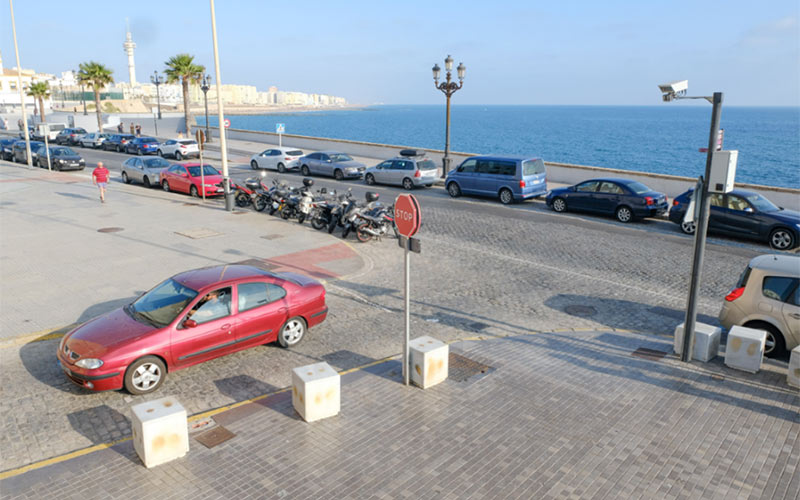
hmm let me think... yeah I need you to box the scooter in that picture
[233,171,269,211]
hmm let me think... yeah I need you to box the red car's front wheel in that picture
[124,356,166,395]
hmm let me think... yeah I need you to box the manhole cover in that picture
[631,347,668,361]
[97,227,124,233]
[564,305,597,317]
[261,234,285,240]
[449,353,492,382]
[194,425,235,448]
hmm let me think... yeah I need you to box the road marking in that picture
[0,325,77,349]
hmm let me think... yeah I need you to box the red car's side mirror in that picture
[183,319,197,328]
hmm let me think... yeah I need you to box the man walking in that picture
[117,122,124,133]
[92,161,110,203]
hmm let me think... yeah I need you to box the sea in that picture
[201,105,799,189]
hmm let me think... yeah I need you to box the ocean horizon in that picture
[201,105,800,189]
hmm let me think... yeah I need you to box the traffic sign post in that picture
[276,123,285,147]
[395,194,421,386]
[38,124,51,171]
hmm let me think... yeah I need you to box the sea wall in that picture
[211,125,800,210]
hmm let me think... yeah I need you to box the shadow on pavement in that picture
[544,293,718,335]
[55,192,93,200]
[508,331,799,423]
[18,295,139,393]
[66,405,137,464]
[214,374,279,402]
[321,349,377,371]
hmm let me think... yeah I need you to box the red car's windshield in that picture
[130,278,198,326]
[187,165,220,177]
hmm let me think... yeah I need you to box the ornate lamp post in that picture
[433,55,465,177]
[201,74,211,142]
[150,71,163,119]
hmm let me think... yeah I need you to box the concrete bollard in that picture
[409,336,449,389]
[724,325,767,374]
[130,396,189,468]
[673,322,722,362]
[292,362,340,423]
[788,346,800,389]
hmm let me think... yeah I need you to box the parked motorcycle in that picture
[232,171,269,211]
[327,189,356,234]
[307,187,337,230]
[278,178,315,223]
[355,202,398,242]
[341,192,381,239]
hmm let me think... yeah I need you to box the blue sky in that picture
[2,0,798,106]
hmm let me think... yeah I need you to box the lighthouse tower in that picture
[123,21,137,86]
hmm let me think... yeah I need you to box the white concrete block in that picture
[130,396,189,468]
[673,322,722,362]
[788,346,800,389]
[410,336,449,389]
[292,362,340,423]
[724,325,767,374]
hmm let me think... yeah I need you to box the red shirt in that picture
[93,166,110,183]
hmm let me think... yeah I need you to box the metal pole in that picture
[44,132,51,171]
[199,144,206,202]
[153,112,158,136]
[403,242,410,386]
[442,92,451,178]
[81,84,87,115]
[156,81,162,120]
[680,92,723,363]
[279,132,282,148]
[9,0,32,168]
[209,0,232,211]
[203,90,210,143]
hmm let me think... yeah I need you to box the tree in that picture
[77,62,114,133]
[164,54,205,135]
[26,82,50,124]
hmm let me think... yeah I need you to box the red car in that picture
[57,265,328,395]
[160,163,225,197]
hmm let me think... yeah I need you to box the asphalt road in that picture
[0,143,783,473]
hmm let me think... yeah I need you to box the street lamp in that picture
[151,71,163,120]
[201,74,211,143]
[59,82,65,108]
[658,80,724,363]
[432,55,465,177]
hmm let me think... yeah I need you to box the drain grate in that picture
[631,347,668,361]
[564,305,597,317]
[449,353,492,382]
[97,227,124,233]
[261,234,285,240]
[194,425,236,448]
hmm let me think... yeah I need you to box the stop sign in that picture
[394,194,420,237]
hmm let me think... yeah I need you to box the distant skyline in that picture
[2,0,798,107]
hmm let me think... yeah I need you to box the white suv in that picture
[719,254,800,357]
[158,139,199,160]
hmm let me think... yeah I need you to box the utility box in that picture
[292,362,340,423]
[130,396,189,468]
[708,150,738,194]
[674,322,721,362]
[410,336,449,389]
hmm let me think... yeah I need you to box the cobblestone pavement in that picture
[2,330,797,499]
[0,159,791,477]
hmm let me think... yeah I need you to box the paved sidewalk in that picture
[2,330,797,499]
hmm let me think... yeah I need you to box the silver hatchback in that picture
[364,150,438,190]
[121,156,171,188]
[719,254,800,357]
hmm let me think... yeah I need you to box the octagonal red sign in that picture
[394,194,420,237]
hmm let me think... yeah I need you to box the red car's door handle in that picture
[221,324,232,331]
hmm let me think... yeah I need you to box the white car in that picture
[79,133,111,148]
[158,139,200,160]
[250,147,304,173]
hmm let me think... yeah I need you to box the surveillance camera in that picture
[658,80,689,95]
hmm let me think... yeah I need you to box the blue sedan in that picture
[546,178,669,223]
[669,188,800,250]
[125,137,160,155]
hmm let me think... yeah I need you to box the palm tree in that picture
[26,82,50,124]
[164,54,205,135]
[77,62,114,132]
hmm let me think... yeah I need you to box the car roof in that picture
[172,264,295,290]
[468,155,540,162]
[317,150,346,154]
[748,254,800,276]
[582,178,643,185]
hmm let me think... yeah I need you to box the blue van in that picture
[445,155,547,204]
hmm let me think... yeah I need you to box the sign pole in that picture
[403,239,410,386]
[43,129,51,172]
